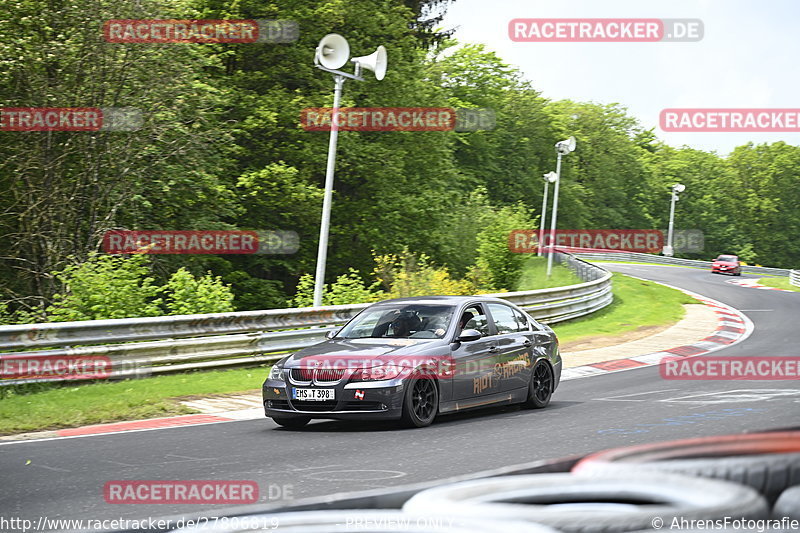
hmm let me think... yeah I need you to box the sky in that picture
[440,0,800,155]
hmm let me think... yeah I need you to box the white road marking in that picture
[661,389,800,404]
[594,388,680,402]
[28,463,72,472]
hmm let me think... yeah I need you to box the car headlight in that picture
[268,365,285,381]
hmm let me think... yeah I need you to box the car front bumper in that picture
[262,377,406,420]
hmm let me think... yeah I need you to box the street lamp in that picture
[546,136,577,277]
[662,183,686,257]
[538,172,558,257]
[312,34,387,307]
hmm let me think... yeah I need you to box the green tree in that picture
[0,0,238,312]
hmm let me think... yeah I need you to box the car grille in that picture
[289,368,345,383]
[290,368,314,382]
[315,369,345,382]
[290,400,338,412]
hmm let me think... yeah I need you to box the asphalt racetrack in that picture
[1,263,798,523]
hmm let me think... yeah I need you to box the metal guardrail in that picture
[0,252,612,385]
[791,270,800,287]
[566,248,792,277]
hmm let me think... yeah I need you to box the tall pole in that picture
[665,191,677,257]
[313,75,345,307]
[537,179,549,257]
[546,152,563,277]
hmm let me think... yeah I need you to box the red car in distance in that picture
[711,254,742,276]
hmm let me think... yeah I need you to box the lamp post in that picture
[546,137,576,277]
[662,183,686,257]
[311,34,387,307]
[538,172,558,256]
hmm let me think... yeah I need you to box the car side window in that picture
[487,303,522,334]
[460,304,491,337]
[512,308,532,331]
[466,315,491,336]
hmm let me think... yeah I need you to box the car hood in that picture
[713,261,738,266]
[284,338,449,368]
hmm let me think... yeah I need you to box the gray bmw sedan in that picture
[263,296,561,428]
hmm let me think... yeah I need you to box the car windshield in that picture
[337,303,456,339]
[717,255,737,262]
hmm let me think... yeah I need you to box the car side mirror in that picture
[325,328,341,340]
[457,329,482,342]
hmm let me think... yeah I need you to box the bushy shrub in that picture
[373,249,477,298]
[47,253,163,321]
[44,254,236,322]
[163,268,235,315]
[289,269,382,307]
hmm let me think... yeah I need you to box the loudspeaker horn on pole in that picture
[315,34,350,70]
[565,136,577,152]
[351,45,387,80]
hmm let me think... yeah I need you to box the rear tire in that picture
[272,416,311,428]
[400,375,438,428]
[522,360,553,409]
[402,472,768,532]
[572,431,800,504]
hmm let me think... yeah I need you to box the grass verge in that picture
[0,367,269,435]
[551,273,698,344]
[758,277,800,292]
[515,256,582,290]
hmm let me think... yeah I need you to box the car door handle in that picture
[523,340,532,347]
[488,346,498,353]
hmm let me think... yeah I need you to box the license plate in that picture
[292,388,335,401]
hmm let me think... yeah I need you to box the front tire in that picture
[272,416,310,429]
[523,360,553,409]
[400,375,438,428]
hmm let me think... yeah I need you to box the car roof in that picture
[370,295,508,306]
